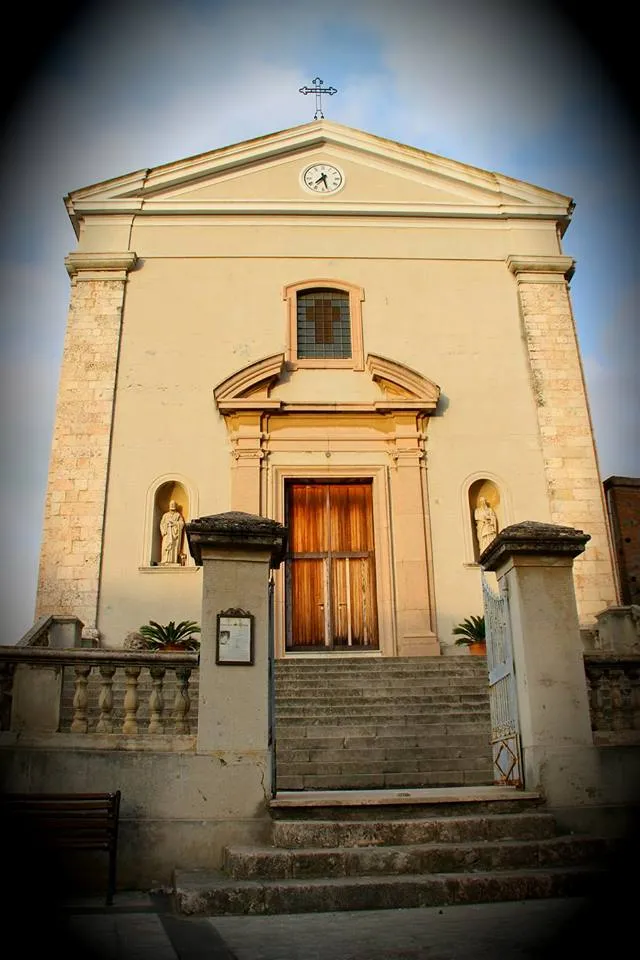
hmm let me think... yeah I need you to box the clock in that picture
[301,163,344,195]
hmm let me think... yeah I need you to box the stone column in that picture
[186,512,286,801]
[35,252,137,641]
[481,521,599,809]
[389,414,439,656]
[507,255,617,623]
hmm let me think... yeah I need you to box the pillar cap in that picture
[186,511,287,567]
[480,520,590,571]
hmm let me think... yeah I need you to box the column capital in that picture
[481,520,590,572]
[506,254,575,282]
[186,511,287,568]
[65,251,138,280]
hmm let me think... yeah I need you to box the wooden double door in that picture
[285,481,379,650]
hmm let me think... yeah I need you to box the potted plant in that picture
[453,615,486,655]
[138,620,201,652]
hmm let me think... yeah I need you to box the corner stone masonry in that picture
[36,252,137,638]
[507,255,617,622]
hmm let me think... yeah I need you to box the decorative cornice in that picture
[186,511,287,568]
[214,352,441,417]
[480,520,590,571]
[214,354,286,407]
[506,255,575,282]
[64,252,138,278]
[367,354,440,410]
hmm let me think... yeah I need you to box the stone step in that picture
[271,812,559,846]
[276,722,491,739]
[276,700,489,720]
[268,787,544,820]
[223,834,614,880]
[275,770,491,790]
[275,664,487,678]
[276,744,490,763]
[173,865,604,916]
[275,734,491,752]
[275,681,487,694]
[276,756,493,778]
[276,694,489,707]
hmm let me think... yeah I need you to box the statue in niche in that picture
[474,496,498,554]
[159,500,185,565]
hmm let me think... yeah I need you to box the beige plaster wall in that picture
[40,188,613,649]
[95,218,565,649]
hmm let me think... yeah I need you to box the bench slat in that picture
[1,791,121,905]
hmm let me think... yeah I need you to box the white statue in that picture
[474,496,498,554]
[159,501,185,565]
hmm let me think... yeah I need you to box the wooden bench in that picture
[1,791,121,905]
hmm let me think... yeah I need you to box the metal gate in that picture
[268,572,276,797]
[482,573,523,786]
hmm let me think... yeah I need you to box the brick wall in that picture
[604,476,640,605]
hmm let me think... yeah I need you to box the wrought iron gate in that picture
[482,573,523,786]
[268,572,276,796]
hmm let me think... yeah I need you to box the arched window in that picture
[283,279,364,370]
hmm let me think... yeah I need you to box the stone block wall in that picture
[35,254,137,638]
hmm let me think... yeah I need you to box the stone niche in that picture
[151,480,190,566]
[468,478,501,562]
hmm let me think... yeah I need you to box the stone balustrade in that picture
[584,654,640,744]
[0,647,199,746]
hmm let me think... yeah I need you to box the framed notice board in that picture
[216,608,254,665]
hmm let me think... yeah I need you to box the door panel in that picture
[286,481,378,650]
[289,558,326,647]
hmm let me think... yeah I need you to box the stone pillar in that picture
[389,414,439,656]
[35,252,137,641]
[186,512,286,801]
[225,412,264,514]
[507,255,617,623]
[481,521,599,809]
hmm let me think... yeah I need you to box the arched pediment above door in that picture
[214,352,441,416]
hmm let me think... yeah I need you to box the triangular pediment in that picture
[65,121,573,233]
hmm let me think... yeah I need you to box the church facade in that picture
[35,121,617,655]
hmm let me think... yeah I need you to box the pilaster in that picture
[507,254,617,622]
[389,414,438,655]
[35,251,137,639]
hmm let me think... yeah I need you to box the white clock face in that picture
[302,163,344,194]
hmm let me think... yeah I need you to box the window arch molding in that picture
[283,279,365,370]
[140,473,199,569]
[460,471,512,566]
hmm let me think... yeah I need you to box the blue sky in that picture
[1,0,638,642]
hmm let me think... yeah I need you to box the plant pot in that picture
[468,642,486,656]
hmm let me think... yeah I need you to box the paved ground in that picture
[9,891,621,959]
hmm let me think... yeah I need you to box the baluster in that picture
[630,667,640,730]
[610,668,625,731]
[148,664,166,734]
[599,671,613,731]
[173,665,192,734]
[618,669,634,731]
[71,663,92,733]
[96,664,117,733]
[122,665,142,734]
[588,667,604,731]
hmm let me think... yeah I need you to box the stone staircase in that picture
[274,656,494,791]
[173,657,618,916]
[173,789,617,915]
